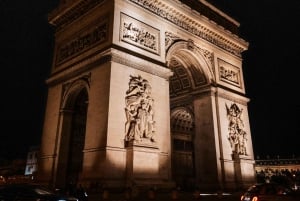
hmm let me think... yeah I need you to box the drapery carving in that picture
[124,75,156,143]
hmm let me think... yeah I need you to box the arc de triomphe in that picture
[37,0,256,192]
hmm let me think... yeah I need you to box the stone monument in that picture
[37,0,256,192]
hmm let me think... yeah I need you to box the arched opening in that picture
[170,107,195,190]
[66,89,88,186]
[56,85,88,191]
[167,41,213,190]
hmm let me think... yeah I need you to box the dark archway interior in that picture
[169,52,209,190]
[65,89,88,188]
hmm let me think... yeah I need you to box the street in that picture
[86,190,242,201]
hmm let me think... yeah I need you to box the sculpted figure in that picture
[226,103,247,155]
[125,75,156,143]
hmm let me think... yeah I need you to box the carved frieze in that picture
[49,0,106,30]
[129,0,246,57]
[55,15,109,67]
[120,13,160,55]
[218,58,241,88]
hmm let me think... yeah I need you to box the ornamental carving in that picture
[226,103,247,155]
[165,31,181,51]
[125,75,156,143]
[129,0,245,57]
[165,32,213,66]
[49,0,106,30]
[218,59,241,87]
[56,17,108,66]
[121,13,160,55]
[61,73,91,107]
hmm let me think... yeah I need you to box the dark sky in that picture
[0,0,299,160]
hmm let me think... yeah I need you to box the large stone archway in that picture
[37,0,256,192]
[167,40,215,190]
[55,79,89,190]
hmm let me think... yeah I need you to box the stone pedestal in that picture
[125,141,159,185]
[125,140,174,189]
[232,153,256,189]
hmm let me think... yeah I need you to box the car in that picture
[240,182,300,201]
[0,183,79,201]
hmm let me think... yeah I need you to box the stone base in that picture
[124,138,158,149]
[125,139,174,189]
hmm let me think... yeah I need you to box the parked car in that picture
[240,182,300,201]
[0,183,79,201]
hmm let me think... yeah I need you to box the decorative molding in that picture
[61,73,91,107]
[49,0,106,31]
[218,58,241,88]
[165,32,214,71]
[129,0,246,57]
[55,15,109,66]
[165,31,182,51]
[49,0,247,57]
[120,13,160,55]
[110,49,173,79]
[47,48,173,86]
[215,89,249,106]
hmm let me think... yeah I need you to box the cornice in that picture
[109,48,173,79]
[214,87,249,106]
[48,0,106,31]
[46,48,110,86]
[256,158,300,166]
[128,0,248,57]
[49,0,248,56]
[46,48,173,86]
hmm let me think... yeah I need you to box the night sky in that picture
[0,0,299,161]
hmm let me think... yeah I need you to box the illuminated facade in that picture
[255,158,300,189]
[24,146,39,176]
[255,158,300,177]
[37,0,256,191]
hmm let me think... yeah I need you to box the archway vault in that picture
[166,40,215,99]
[167,40,215,190]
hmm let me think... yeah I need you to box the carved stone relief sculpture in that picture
[56,16,108,66]
[226,103,247,155]
[120,13,160,55]
[124,75,156,143]
[218,59,241,87]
